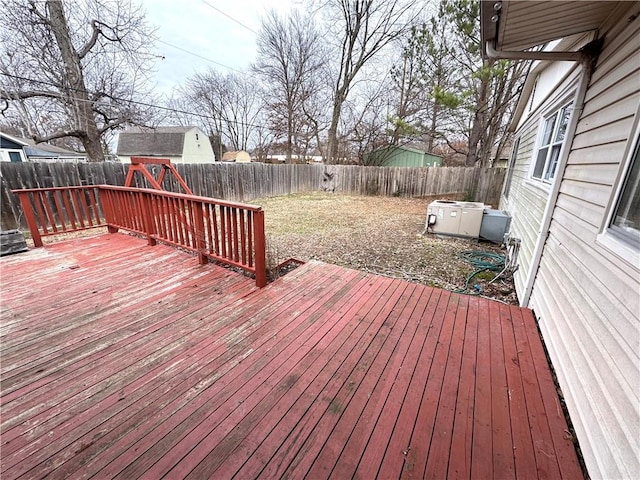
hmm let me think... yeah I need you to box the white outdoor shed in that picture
[481,1,639,478]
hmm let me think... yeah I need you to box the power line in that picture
[199,0,258,34]
[156,39,242,72]
[0,72,269,130]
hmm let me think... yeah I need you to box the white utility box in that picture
[426,200,485,238]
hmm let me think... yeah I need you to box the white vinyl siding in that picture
[500,124,546,295]
[501,66,581,300]
[528,8,640,480]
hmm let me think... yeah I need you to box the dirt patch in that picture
[255,192,518,304]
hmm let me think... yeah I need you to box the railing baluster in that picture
[70,189,86,229]
[164,197,172,242]
[204,204,213,254]
[212,205,220,255]
[124,191,135,230]
[226,206,233,261]
[52,191,66,229]
[247,211,254,268]
[88,188,101,224]
[60,191,77,230]
[232,208,239,263]
[177,198,186,246]
[33,192,49,234]
[186,199,194,248]
[41,191,58,233]
[163,196,172,242]
[79,189,93,227]
[220,206,227,259]
[240,210,247,266]
[172,197,181,243]
[194,201,207,264]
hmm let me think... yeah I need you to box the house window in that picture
[503,138,520,199]
[532,101,573,182]
[610,135,640,246]
[9,151,23,163]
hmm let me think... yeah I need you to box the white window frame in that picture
[597,108,640,268]
[502,137,520,200]
[530,100,574,184]
[0,149,26,163]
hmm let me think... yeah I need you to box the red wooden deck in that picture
[0,233,582,479]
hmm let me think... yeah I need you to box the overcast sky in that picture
[142,0,298,94]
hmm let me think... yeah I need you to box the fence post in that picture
[253,209,267,288]
[15,191,42,247]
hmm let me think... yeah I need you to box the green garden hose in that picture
[459,251,506,291]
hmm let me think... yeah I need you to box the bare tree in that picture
[347,81,395,164]
[180,70,262,153]
[0,0,157,161]
[254,10,326,162]
[320,0,421,163]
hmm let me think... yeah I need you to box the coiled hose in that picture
[459,251,505,291]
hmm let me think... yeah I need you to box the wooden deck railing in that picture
[12,185,267,287]
[13,186,105,247]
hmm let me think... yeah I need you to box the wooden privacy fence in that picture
[13,186,267,287]
[1,163,505,230]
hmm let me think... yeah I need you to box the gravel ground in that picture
[255,192,518,304]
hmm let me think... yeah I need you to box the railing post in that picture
[99,189,119,233]
[194,201,208,265]
[16,191,42,247]
[253,209,267,288]
[140,192,157,246]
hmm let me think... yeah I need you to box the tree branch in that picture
[78,20,105,59]
[32,128,85,143]
[0,89,62,100]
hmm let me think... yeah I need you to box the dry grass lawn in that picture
[255,192,517,304]
[23,192,517,304]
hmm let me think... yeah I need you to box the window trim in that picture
[597,105,640,268]
[1,149,25,163]
[529,99,574,184]
[502,137,520,200]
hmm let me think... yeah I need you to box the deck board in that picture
[0,233,583,479]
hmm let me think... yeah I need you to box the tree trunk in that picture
[427,98,439,153]
[465,61,492,167]
[47,0,104,162]
[326,97,343,164]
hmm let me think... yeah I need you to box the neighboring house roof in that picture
[0,132,84,158]
[116,126,196,156]
[0,132,29,148]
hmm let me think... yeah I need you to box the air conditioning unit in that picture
[426,200,485,238]
[480,209,512,243]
